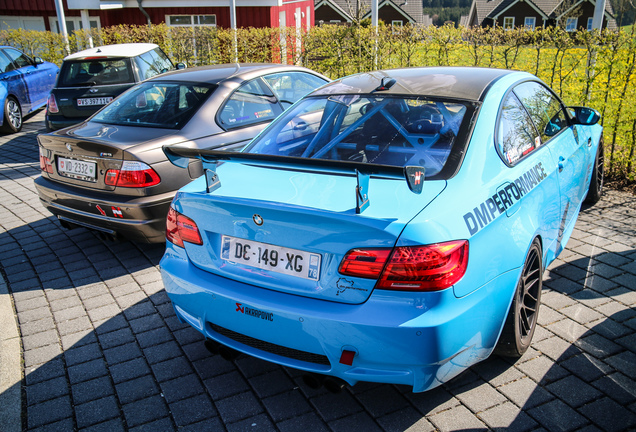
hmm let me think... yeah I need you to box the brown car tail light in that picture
[39,148,53,173]
[339,240,468,292]
[104,161,160,188]
[47,94,59,114]
[166,207,203,248]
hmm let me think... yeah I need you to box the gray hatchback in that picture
[35,63,329,243]
[45,43,184,131]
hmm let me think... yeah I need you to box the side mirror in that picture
[568,106,600,126]
[176,62,187,70]
[34,57,44,65]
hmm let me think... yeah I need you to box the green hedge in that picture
[2,24,635,181]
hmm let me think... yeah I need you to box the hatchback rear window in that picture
[92,81,214,129]
[58,59,134,87]
[244,95,473,178]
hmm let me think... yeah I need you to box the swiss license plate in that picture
[58,157,97,181]
[77,97,112,106]
[221,235,321,281]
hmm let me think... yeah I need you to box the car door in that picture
[0,49,29,111]
[2,48,49,110]
[513,81,587,252]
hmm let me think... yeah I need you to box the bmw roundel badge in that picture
[253,214,264,226]
[65,143,73,152]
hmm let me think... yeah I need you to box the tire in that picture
[494,239,542,358]
[1,97,23,134]
[584,138,604,205]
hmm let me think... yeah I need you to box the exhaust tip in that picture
[323,377,346,394]
[302,373,324,390]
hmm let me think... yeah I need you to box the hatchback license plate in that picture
[58,157,97,181]
[77,97,112,106]
[221,236,321,281]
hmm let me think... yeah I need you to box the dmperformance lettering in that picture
[463,162,547,236]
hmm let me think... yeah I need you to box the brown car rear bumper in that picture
[34,175,173,243]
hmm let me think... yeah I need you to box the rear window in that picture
[92,81,214,129]
[58,58,134,87]
[244,95,472,178]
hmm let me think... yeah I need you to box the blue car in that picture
[0,46,59,133]
[160,67,604,393]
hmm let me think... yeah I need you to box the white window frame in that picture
[565,17,578,31]
[166,15,217,28]
[391,20,403,26]
[524,16,536,29]
[49,16,101,34]
[587,17,594,31]
[503,16,515,30]
[0,16,46,31]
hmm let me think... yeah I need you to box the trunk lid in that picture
[175,161,446,304]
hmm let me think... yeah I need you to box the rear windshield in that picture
[92,81,214,129]
[58,58,134,87]
[244,95,474,178]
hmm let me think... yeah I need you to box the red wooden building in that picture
[0,0,315,33]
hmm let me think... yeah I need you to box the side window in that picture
[497,92,540,165]
[3,48,32,69]
[135,51,162,80]
[0,51,13,73]
[513,81,569,144]
[218,79,283,129]
[262,72,328,108]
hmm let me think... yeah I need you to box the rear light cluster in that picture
[47,94,59,114]
[339,240,469,291]
[105,161,160,188]
[166,207,203,248]
[39,148,53,173]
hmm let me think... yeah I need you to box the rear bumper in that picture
[34,175,172,243]
[45,114,89,131]
[160,242,518,392]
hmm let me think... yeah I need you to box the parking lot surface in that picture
[1,110,635,432]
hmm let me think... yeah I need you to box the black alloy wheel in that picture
[1,97,23,133]
[495,239,542,358]
[584,138,604,204]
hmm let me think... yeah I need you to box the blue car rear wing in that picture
[163,147,425,214]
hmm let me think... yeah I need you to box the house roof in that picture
[316,0,426,25]
[466,0,616,28]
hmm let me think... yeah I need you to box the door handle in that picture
[558,156,565,172]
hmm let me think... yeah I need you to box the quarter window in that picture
[513,81,568,143]
[497,92,539,164]
[135,48,174,80]
[218,79,283,129]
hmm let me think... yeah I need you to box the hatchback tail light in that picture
[39,147,53,173]
[339,240,469,291]
[47,94,59,114]
[166,207,203,248]
[104,161,160,188]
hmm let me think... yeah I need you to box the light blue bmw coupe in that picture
[160,67,603,393]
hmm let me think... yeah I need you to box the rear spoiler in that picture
[164,146,425,214]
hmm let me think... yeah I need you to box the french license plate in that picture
[58,157,97,181]
[221,235,321,281]
[77,97,112,106]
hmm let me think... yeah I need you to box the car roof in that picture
[63,43,159,61]
[311,67,517,101]
[149,63,327,84]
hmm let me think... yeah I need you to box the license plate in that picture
[77,97,112,106]
[58,157,97,181]
[221,236,321,281]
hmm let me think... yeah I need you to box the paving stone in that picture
[26,375,69,406]
[151,356,194,382]
[592,373,636,405]
[328,411,383,432]
[159,373,205,403]
[79,418,126,432]
[203,371,252,401]
[68,358,109,384]
[97,327,136,350]
[122,395,170,428]
[169,393,218,427]
[356,385,411,418]
[428,404,487,431]
[238,414,287,432]
[22,329,59,351]
[27,395,73,429]
[498,377,554,409]
[534,336,581,361]
[250,369,296,399]
[116,374,160,404]
[128,417,176,432]
[136,326,174,349]
[560,353,614,382]
[528,399,589,431]
[75,395,120,429]
[109,357,152,384]
[72,375,115,405]
[516,355,569,384]
[64,342,102,367]
[217,392,264,424]
[578,397,636,432]
[478,401,537,431]
[546,375,602,407]
[23,343,62,368]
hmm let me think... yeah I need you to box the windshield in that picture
[244,95,472,178]
[59,58,134,87]
[92,81,214,129]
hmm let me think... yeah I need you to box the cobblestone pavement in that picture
[1,110,636,432]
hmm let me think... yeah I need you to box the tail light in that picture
[47,94,59,114]
[166,207,203,247]
[339,240,469,291]
[104,161,160,188]
[39,147,53,173]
